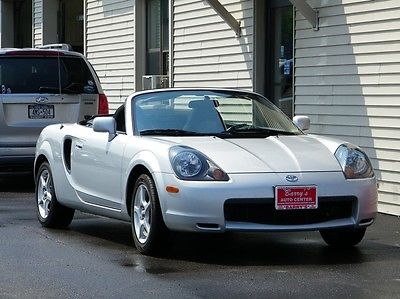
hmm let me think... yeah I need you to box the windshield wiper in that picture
[224,124,297,135]
[39,86,80,94]
[139,129,208,136]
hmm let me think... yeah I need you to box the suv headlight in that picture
[169,146,229,181]
[335,144,374,179]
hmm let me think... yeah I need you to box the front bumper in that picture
[153,171,378,233]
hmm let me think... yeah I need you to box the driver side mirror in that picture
[293,115,310,131]
[93,116,117,141]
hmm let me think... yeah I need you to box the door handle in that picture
[75,143,83,150]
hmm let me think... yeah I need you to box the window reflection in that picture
[272,6,293,118]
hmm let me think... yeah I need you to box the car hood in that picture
[153,135,343,173]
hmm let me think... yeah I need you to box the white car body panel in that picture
[157,172,377,232]
[152,135,342,173]
[35,89,378,234]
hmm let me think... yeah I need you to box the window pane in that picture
[0,57,97,94]
[271,6,293,117]
[146,0,169,75]
[162,0,169,51]
[147,0,161,50]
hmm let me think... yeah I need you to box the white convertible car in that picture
[34,89,378,254]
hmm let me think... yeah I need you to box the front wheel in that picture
[131,174,168,255]
[35,162,74,228]
[320,228,366,247]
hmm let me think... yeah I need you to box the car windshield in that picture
[133,90,302,138]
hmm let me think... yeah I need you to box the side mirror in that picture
[293,115,310,131]
[93,116,117,141]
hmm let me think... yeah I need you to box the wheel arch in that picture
[34,154,48,178]
[125,164,152,217]
[34,140,55,181]
[123,149,166,216]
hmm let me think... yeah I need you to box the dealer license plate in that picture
[28,104,54,119]
[275,185,317,210]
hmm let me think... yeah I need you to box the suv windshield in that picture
[0,56,97,94]
[133,90,302,138]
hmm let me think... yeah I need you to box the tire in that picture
[320,227,366,247]
[35,162,74,228]
[131,174,168,255]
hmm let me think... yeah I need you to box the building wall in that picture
[85,0,135,110]
[294,0,400,215]
[33,0,42,47]
[172,0,253,90]
[33,0,58,47]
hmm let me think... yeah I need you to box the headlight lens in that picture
[170,146,229,181]
[173,151,203,178]
[335,144,374,179]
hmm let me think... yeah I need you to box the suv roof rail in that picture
[37,43,72,51]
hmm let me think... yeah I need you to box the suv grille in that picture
[224,197,356,225]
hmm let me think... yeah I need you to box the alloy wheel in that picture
[133,184,152,244]
[37,169,52,219]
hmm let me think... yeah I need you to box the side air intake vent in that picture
[63,138,72,173]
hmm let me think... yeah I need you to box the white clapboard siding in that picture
[172,0,253,90]
[33,0,42,47]
[294,0,400,215]
[85,0,135,111]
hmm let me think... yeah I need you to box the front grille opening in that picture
[224,197,356,226]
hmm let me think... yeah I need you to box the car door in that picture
[69,126,128,210]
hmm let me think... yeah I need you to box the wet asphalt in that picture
[0,174,399,299]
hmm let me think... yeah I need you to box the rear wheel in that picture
[320,228,366,247]
[131,174,167,255]
[35,162,74,228]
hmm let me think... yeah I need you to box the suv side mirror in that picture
[293,115,310,131]
[93,116,117,141]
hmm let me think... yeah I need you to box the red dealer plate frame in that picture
[275,185,318,210]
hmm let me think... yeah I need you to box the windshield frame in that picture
[130,89,303,138]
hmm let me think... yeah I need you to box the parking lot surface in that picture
[0,175,399,298]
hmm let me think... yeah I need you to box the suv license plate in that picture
[275,185,317,210]
[28,104,54,119]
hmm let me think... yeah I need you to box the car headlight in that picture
[335,144,374,179]
[169,146,229,181]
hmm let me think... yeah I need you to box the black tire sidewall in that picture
[35,161,74,228]
[320,228,366,247]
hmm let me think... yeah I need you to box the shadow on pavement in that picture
[68,214,399,268]
[0,173,35,192]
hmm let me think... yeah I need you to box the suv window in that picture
[0,56,98,94]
